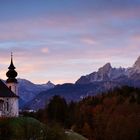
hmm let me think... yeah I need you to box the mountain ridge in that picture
[17,78,55,107]
[22,56,140,110]
[76,56,140,84]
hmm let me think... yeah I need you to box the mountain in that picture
[24,56,140,110]
[18,79,55,108]
[132,56,140,73]
[76,56,140,86]
[24,81,120,110]
[76,63,126,84]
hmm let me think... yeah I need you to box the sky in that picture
[0,0,140,84]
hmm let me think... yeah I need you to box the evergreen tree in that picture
[47,95,68,124]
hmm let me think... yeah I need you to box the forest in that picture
[22,86,140,140]
[0,86,140,139]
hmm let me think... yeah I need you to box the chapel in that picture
[0,54,19,117]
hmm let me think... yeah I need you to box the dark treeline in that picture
[23,86,140,140]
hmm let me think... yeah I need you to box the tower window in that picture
[6,102,9,111]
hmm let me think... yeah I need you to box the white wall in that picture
[7,83,18,96]
[0,97,19,117]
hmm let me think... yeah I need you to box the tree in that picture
[47,95,68,124]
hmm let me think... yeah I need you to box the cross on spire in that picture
[11,52,13,59]
[8,52,15,69]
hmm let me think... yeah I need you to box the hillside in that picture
[0,117,87,140]
[65,131,88,140]
[30,86,140,140]
[25,82,119,110]
[0,117,46,140]
[75,86,140,140]
[18,79,55,107]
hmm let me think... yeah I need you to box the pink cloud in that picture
[0,5,140,84]
[80,35,97,45]
[131,34,140,42]
[41,47,49,54]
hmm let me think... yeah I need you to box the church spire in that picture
[8,52,15,69]
[6,53,18,83]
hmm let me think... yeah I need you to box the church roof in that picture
[0,80,18,98]
[8,55,15,69]
[6,53,18,83]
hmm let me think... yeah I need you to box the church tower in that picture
[5,53,19,117]
[6,53,18,95]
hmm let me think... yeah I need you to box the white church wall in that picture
[0,97,18,117]
[8,98,19,117]
[7,83,18,96]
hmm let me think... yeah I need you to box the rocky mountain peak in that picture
[98,63,112,74]
[130,56,140,74]
[46,81,55,87]
[133,56,140,68]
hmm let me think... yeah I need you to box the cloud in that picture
[0,1,140,84]
[131,33,140,42]
[80,35,97,45]
[41,47,49,54]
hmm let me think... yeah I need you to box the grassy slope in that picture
[0,117,87,140]
[0,117,46,140]
[66,130,88,140]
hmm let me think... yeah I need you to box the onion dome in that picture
[6,53,18,83]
